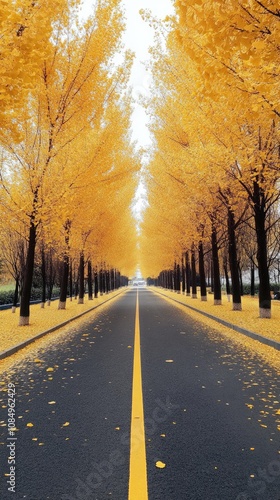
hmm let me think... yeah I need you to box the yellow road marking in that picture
[128,289,148,500]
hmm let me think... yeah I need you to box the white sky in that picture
[81,0,175,146]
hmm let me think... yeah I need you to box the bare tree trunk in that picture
[198,240,207,301]
[181,255,185,294]
[58,255,69,309]
[94,268,98,298]
[191,245,197,299]
[78,252,85,304]
[211,224,222,305]
[19,221,36,325]
[185,250,191,296]
[227,207,242,310]
[41,246,46,308]
[88,260,93,300]
[12,278,19,313]
[253,182,271,318]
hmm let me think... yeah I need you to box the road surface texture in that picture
[0,288,279,500]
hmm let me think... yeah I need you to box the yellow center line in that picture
[128,289,148,500]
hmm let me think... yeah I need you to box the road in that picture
[0,288,279,500]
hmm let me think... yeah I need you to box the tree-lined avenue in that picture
[0,288,279,499]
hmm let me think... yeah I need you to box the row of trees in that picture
[0,0,139,324]
[140,0,280,318]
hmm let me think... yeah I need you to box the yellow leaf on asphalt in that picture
[156,461,166,468]
[48,401,56,405]
[26,423,33,427]
[46,367,54,372]
[62,422,70,427]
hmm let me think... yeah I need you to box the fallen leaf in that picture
[156,461,166,468]
[26,423,34,427]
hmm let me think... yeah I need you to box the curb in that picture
[152,289,280,351]
[0,290,126,361]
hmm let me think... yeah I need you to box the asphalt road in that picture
[0,288,279,500]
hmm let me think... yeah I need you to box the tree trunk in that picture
[105,270,109,294]
[174,262,179,292]
[19,222,37,325]
[111,269,115,291]
[88,260,93,300]
[41,246,46,308]
[185,251,191,296]
[198,240,207,301]
[181,255,185,294]
[250,262,255,297]
[191,245,197,299]
[69,259,73,301]
[94,268,99,298]
[78,252,85,304]
[12,278,19,313]
[223,256,231,302]
[211,224,222,305]
[58,254,69,309]
[253,183,271,318]
[47,251,54,306]
[210,261,214,293]
[227,208,242,310]
[238,264,244,296]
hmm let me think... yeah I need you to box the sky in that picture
[81,0,175,146]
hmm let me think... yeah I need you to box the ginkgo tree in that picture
[0,0,139,325]
[140,4,280,318]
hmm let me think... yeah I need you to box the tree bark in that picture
[185,251,191,296]
[223,256,231,302]
[253,182,271,317]
[211,224,222,305]
[58,254,69,309]
[88,260,93,300]
[198,240,207,301]
[41,246,46,308]
[19,221,37,325]
[78,252,85,304]
[191,245,197,298]
[94,268,99,298]
[12,278,19,313]
[227,207,242,310]
[181,255,185,294]
[250,262,255,297]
